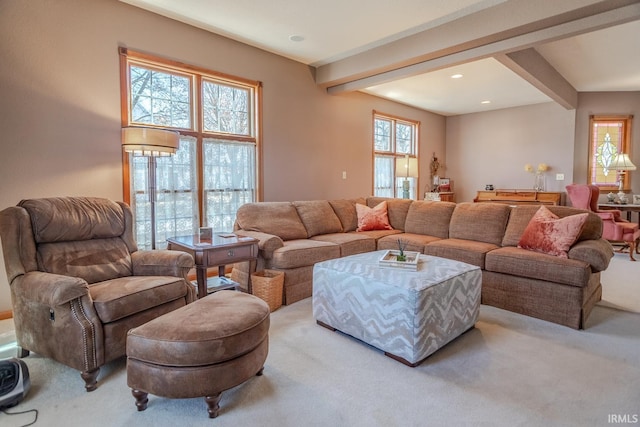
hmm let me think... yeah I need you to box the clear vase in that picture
[533,172,545,191]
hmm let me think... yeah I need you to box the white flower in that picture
[537,163,548,172]
[524,164,534,173]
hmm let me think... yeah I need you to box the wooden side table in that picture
[438,192,455,202]
[167,234,259,299]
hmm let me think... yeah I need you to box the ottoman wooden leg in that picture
[256,367,264,376]
[205,393,222,418]
[132,389,149,411]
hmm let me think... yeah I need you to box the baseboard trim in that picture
[0,310,13,320]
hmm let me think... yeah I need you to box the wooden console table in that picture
[474,190,563,206]
[167,234,259,299]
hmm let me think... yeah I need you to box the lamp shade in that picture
[609,153,637,171]
[395,155,419,178]
[122,127,180,157]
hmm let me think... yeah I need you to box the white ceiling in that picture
[121,0,640,116]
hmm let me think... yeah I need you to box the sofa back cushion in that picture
[502,205,602,247]
[38,238,133,284]
[404,201,456,238]
[20,197,126,243]
[329,198,366,232]
[294,200,343,237]
[235,202,308,240]
[19,197,133,283]
[449,202,511,246]
[366,197,412,231]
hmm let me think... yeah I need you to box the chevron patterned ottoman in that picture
[313,250,481,366]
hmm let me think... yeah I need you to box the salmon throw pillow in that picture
[518,205,588,258]
[356,201,393,232]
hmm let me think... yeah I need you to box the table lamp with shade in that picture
[609,152,637,203]
[122,127,180,249]
[396,154,418,199]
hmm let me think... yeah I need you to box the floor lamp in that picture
[609,152,637,203]
[396,155,419,199]
[122,127,180,249]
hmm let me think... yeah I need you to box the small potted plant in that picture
[396,239,408,262]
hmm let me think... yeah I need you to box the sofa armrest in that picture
[596,209,625,222]
[595,211,623,222]
[13,271,90,307]
[131,250,194,279]
[234,230,284,259]
[568,239,614,272]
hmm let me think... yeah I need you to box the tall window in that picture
[588,115,632,191]
[120,48,261,249]
[373,112,419,198]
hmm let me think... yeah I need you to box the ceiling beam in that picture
[496,48,577,109]
[318,0,640,94]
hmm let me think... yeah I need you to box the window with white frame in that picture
[120,48,260,249]
[373,112,419,198]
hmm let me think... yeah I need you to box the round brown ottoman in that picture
[126,290,270,418]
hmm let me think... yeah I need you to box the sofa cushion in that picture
[356,201,393,231]
[378,233,441,253]
[404,201,456,238]
[517,206,588,258]
[329,198,366,232]
[485,246,590,288]
[366,197,412,231]
[294,200,343,237]
[270,239,341,269]
[354,229,403,242]
[449,203,511,246]
[311,233,376,257]
[235,202,308,241]
[502,205,602,247]
[424,238,499,268]
[90,275,189,323]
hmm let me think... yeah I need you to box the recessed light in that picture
[481,100,491,104]
[289,35,305,42]
[451,74,463,79]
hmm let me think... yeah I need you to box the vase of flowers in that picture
[525,163,549,191]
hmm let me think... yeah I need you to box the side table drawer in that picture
[206,244,255,264]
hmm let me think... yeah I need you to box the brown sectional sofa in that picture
[233,197,613,329]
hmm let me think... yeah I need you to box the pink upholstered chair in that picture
[566,184,640,261]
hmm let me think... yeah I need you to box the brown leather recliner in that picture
[0,197,196,391]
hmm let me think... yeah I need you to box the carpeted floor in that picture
[1,252,638,427]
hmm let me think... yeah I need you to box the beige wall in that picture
[0,0,445,311]
[446,102,577,203]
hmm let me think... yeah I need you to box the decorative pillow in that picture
[517,206,588,258]
[356,201,393,232]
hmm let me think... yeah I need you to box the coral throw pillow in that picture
[518,205,588,258]
[356,201,393,232]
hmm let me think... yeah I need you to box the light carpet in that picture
[1,252,638,427]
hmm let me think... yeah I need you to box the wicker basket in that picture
[250,270,284,312]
